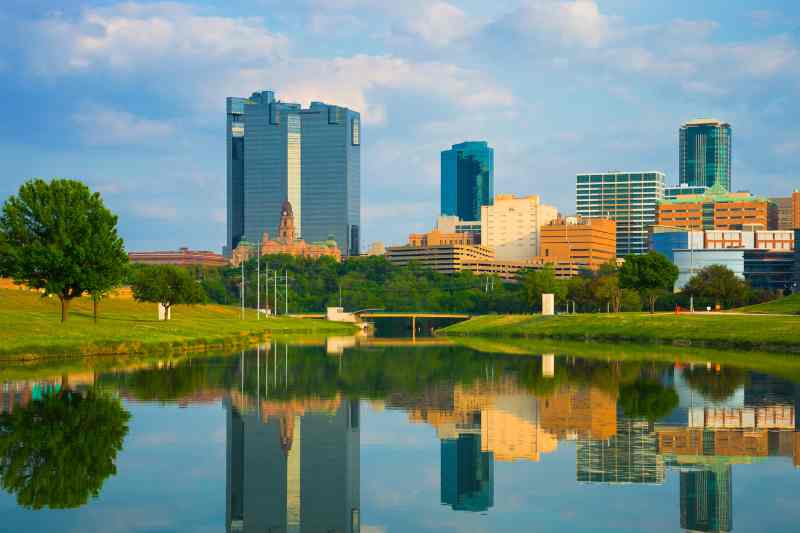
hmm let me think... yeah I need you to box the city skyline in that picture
[0,2,798,251]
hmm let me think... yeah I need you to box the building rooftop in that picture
[682,118,729,127]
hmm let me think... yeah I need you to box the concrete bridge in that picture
[290,310,471,338]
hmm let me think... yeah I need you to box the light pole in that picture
[257,241,261,320]
[240,260,245,320]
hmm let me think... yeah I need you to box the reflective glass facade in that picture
[226,90,360,256]
[576,171,666,257]
[441,141,494,222]
[679,120,732,191]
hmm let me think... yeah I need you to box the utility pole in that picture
[257,243,261,321]
[265,264,269,316]
[273,270,277,316]
[240,260,245,320]
[285,269,288,315]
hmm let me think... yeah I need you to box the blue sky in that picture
[1,0,799,251]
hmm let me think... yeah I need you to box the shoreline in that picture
[439,313,800,354]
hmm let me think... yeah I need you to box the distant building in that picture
[480,194,558,261]
[408,229,479,247]
[436,215,482,243]
[680,467,732,533]
[128,248,229,267]
[672,248,795,291]
[576,171,666,257]
[657,186,776,231]
[650,226,795,262]
[576,418,665,484]
[230,200,341,266]
[385,243,494,275]
[365,242,385,256]
[770,196,795,230]
[794,191,800,229]
[539,216,617,271]
[679,118,732,191]
[226,90,360,257]
[441,141,494,222]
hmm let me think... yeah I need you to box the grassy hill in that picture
[735,293,800,315]
[440,312,800,353]
[0,288,355,359]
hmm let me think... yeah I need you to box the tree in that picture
[619,252,679,313]
[0,179,128,322]
[131,265,206,320]
[594,272,622,312]
[520,266,566,311]
[620,288,642,312]
[683,264,749,309]
[618,380,679,422]
[0,389,130,509]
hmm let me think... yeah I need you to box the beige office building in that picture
[481,194,558,261]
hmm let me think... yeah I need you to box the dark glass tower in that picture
[679,119,732,192]
[226,90,361,256]
[441,141,494,222]
[680,467,732,532]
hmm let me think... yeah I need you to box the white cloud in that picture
[72,105,174,146]
[505,0,612,49]
[29,3,289,75]
[406,2,473,47]
[133,204,178,221]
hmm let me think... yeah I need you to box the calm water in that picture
[2,338,800,532]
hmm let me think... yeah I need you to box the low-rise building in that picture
[539,216,616,271]
[793,190,800,229]
[385,243,494,275]
[657,186,777,230]
[436,216,482,243]
[770,196,795,230]
[650,226,795,262]
[672,248,795,291]
[128,248,229,267]
[408,229,479,247]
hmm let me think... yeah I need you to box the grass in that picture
[0,288,356,360]
[440,312,800,353]
[449,337,800,383]
[734,293,800,315]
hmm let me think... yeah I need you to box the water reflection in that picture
[0,339,799,532]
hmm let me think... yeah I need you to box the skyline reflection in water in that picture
[1,338,800,532]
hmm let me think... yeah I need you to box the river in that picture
[1,337,799,532]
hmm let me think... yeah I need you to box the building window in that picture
[351,117,360,145]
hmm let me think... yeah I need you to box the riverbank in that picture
[0,288,356,359]
[440,312,800,353]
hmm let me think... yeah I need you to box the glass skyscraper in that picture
[441,141,494,222]
[679,119,732,191]
[576,171,666,257]
[226,90,361,256]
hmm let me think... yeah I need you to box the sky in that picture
[0,0,799,252]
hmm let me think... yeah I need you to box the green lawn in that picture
[735,293,800,315]
[0,289,355,359]
[441,312,800,352]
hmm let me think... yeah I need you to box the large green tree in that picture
[520,266,566,311]
[683,264,750,309]
[131,264,206,320]
[618,380,679,422]
[0,179,128,322]
[619,252,679,313]
[0,389,131,509]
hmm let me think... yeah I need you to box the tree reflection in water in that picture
[0,388,130,509]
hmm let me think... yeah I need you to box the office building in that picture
[226,90,360,257]
[441,141,494,222]
[657,187,776,231]
[794,191,800,229]
[576,171,666,257]
[672,248,795,290]
[385,242,495,274]
[679,119,732,191]
[441,433,494,512]
[480,194,558,261]
[226,397,360,533]
[650,227,795,261]
[770,196,795,230]
[128,248,229,267]
[665,184,708,200]
[408,229,479,247]
[436,215,482,243]
[539,216,616,271]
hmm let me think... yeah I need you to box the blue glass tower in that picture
[440,434,494,512]
[226,90,361,256]
[679,119,732,192]
[441,141,494,222]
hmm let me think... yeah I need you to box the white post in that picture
[542,293,555,316]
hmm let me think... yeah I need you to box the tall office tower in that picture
[440,433,494,512]
[226,396,360,533]
[679,119,732,191]
[441,141,494,222]
[680,467,732,532]
[576,171,666,257]
[226,90,361,257]
[480,194,558,260]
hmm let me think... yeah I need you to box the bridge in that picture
[288,311,471,338]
